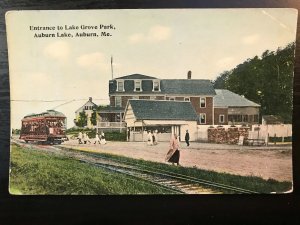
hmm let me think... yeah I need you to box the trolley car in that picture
[20,110,67,144]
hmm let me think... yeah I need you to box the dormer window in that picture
[153,80,160,92]
[117,80,124,92]
[134,80,142,92]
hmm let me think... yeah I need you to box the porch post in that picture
[142,120,144,142]
[119,112,122,133]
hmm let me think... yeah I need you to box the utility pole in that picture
[111,55,114,79]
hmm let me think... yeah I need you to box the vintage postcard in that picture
[6,9,297,195]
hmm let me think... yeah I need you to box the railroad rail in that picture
[58,146,259,194]
[12,139,259,194]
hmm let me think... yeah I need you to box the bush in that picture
[104,132,127,141]
[269,136,292,142]
[66,127,96,138]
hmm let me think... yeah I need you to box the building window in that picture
[117,80,124,92]
[150,96,156,100]
[115,96,122,107]
[153,80,160,91]
[199,113,206,124]
[184,97,190,101]
[134,80,142,92]
[219,114,225,123]
[242,115,248,122]
[116,114,121,122]
[169,97,175,101]
[200,97,206,108]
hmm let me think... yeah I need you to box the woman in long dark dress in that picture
[166,134,180,166]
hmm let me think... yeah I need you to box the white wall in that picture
[250,124,292,139]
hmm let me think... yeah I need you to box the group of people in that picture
[147,130,158,146]
[77,131,106,145]
[165,130,190,166]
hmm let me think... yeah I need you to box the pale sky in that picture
[6,9,298,129]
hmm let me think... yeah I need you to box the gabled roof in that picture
[115,74,157,80]
[262,115,283,124]
[75,99,97,113]
[161,79,216,95]
[127,99,198,121]
[214,89,260,107]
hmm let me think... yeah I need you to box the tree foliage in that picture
[90,110,97,126]
[76,111,88,127]
[213,43,295,123]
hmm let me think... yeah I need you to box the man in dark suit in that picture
[185,130,190,147]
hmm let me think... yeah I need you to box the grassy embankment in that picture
[10,143,292,194]
[9,144,174,195]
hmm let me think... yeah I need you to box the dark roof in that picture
[115,74,157,80]
[110,75,216,96]
[127,100,198,121]
[214,89,260,107]
[98,106,124,113]
[262,115,283,124]
[161,79,216,95]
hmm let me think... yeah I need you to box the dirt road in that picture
[62,140,292,182]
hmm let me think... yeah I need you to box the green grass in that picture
[9,144,176,195]
[71,148,292,194]
[10,143,292,195]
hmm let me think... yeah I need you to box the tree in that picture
[214,42,295,123]
[76,111,88,127]
[90,110,97,126]
[213,71,231,89]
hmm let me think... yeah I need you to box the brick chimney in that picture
[89,97,92,102]
[187,70,192,79]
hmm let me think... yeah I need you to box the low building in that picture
[74,97,97,128]
[262,115,283,125]
[124,99,198,141]
[214,89,260,125]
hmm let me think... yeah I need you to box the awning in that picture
[142,120,192,125]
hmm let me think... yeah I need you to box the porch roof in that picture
[98,106,124,113]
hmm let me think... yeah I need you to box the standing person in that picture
[147,131,153,146]
[166,134,180,166]
[100,131,106,144]
[82,132,90,144]
[127,128,130,142]
[78,131,83,144]
[185,130,190,147]
[153,130,158,145]
[94,132,100,144]
[85,133,91,144]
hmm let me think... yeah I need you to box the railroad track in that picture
[56,146,259,194]
[11,139,259,194]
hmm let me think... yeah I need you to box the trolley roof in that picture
[23,110,66,119]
